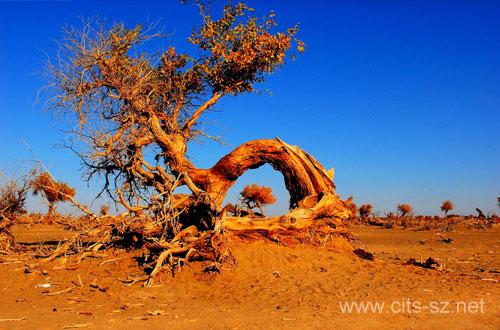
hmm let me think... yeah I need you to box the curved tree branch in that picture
[186,138,336,208]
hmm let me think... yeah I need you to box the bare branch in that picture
[182,92,224,132]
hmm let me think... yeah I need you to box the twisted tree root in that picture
[143,227,233,286]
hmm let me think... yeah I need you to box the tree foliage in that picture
[358,204,373,221]
[440,200,454,217]
[32,172,75,214]
[100,204,110,216]
[347,200,358,218]
[397,203,412,217]
[46,3,301,215]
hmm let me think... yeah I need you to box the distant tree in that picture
[100,204,110,216]
[358,204,373,222]
[397,203,412,217]
[240,184,276,217]
[440,200,454,217]
[497,195,500,210]
[32,172,75,216]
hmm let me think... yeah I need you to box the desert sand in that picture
[0,224,498,329]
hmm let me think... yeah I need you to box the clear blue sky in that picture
[1,1,499,216]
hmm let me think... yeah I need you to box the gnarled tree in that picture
[46,3,353,269]
[32,172,76,217]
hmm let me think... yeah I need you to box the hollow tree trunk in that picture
[187,138,337,208]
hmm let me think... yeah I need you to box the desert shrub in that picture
[100,204,110,216]
[0,179,28,216]
[0,176,29,251]
[440,200,454,217]
[348,201,358,217]
[32,172,75,216]
[414,215,425,226]
[240,184,277,217]
[397,203,412,217]
[358,204,373,223]
[224,203,241,217]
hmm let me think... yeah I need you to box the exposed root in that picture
[15,193,353,284]
[143,227,234,286]
[224,192,355,249]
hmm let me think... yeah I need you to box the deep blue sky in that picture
[1,1,499,216]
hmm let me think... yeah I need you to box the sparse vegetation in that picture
[1,2,499,329]
[347,199,358,220]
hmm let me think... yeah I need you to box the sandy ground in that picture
[0,224,498,329]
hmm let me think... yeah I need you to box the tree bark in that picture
[256,201,265,218]
[187,138,337,208]
[223,192,354,247]
[48,202,54,216]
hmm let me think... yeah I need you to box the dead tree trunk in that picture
[48,202,55,216]
[256,201,265,218]
[187,138,337,208]
[174,138,352,239]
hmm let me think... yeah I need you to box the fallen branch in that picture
[0,317,27,323]
[99,257,126,266]
[437,233,453,243]
[62,323,93,329]
[45,287,74,296]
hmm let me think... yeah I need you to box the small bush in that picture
[32,172,75,216]
[359,204,373,223]
[0,179,28,216]
[240,184,277,217]
[100,204,110,216]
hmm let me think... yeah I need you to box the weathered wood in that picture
[223,192,353,247]
[186,138,338,208]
